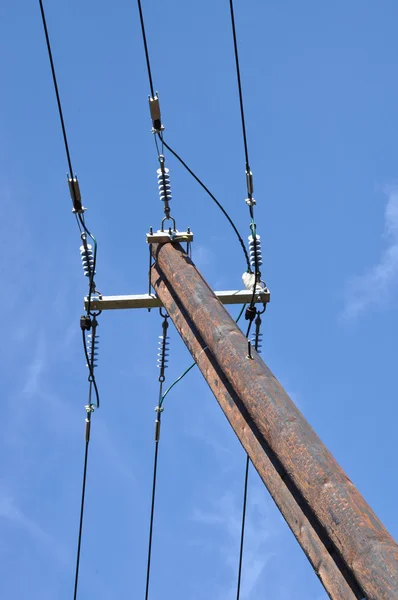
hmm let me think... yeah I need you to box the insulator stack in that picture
[87,331,99,369]
[157,159,172,217]
[248,234,263,270]
[157,334,170,372]
[80,243,95,278]
[251,331,263,354]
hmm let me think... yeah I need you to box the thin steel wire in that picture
[136,0,156,98]
[159,135,251,272]
[73,437,90,600]
[38,0,74,176]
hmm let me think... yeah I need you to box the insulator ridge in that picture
[80,242,95,278]
[248,234,263,270]
[251,331,263,354]
[157,157,172,218]
[87,331,99,369]
[157,334,170,372]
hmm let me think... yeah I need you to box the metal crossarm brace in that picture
[84,289,270,312]
[149,241,398,600]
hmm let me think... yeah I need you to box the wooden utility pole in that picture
[87,238,398,599]
[148,241,398,600]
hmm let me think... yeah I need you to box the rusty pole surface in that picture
[152,262,360,599]
[151,242,398,600]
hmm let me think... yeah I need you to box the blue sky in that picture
[1,1,397,598]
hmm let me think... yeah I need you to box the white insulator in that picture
[157,167,172,204]
[87,333,99,369]
[80,243,95,278]
[248,234,263,270]
[157,335,170,369]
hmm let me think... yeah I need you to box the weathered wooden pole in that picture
[151,241,398,600]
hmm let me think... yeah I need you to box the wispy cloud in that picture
[0,491,69,567]
[343,188,398,319]
[193,483,275,600]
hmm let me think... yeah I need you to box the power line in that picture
[158,135,251,272]
[236,308,264,599]
[133,0,251,272]
[136,0,155,98]
[236,455,250,600]
[145,311,169,600]
[228,0,265,345]
[228,0,250,172]
[160,303,246,407]
[38,0,74,177]
[73,412,92,600]
[37,3,102,597]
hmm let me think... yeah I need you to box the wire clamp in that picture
[85,404,95,414]
[149,93,164,133]
[244,170,256,206]
[245,305,257,322]
[80,315,92,331]
[68,175,85,214]
[155,405,164,414]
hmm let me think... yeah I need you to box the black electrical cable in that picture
[133,0,251,273]
[228,0,250,172]
[73,437,90,600]
[158,134,251,272]
[136,0,156,98]
[38,6,102,597]
[38,0,74,177]
[145,406,161,600]
[236,454,250,600]
[145,313,169,600]
[228,0,263,301]
[236,311,263,598]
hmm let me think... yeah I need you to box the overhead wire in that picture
[134,0,251,271]
[236,306,265,599]
[228,0,265,350]
[160,303,246,408]
[135,3,265,599]
[136,0,155,99]
[236,454,250,600]
[158,134,251,272]
[227,2,268,596]
[38,0,74,177]
[37,2,101,597]
[145,310,169,600]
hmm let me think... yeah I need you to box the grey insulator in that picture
[157,335,170,370]
[80,243,95,278]
[87,332,99,369]
[157,167,172,204]
[248,234,263,270]
[251,331,263,354]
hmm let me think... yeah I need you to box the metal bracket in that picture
[146,229,194,244]
[84,288,270,312]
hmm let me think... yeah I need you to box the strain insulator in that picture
[157,157,172,218]
[248,234,263,270]
[251,331,263,354]
[80,242,95,278]
[87,330,99,369]
[157,335,170,371]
